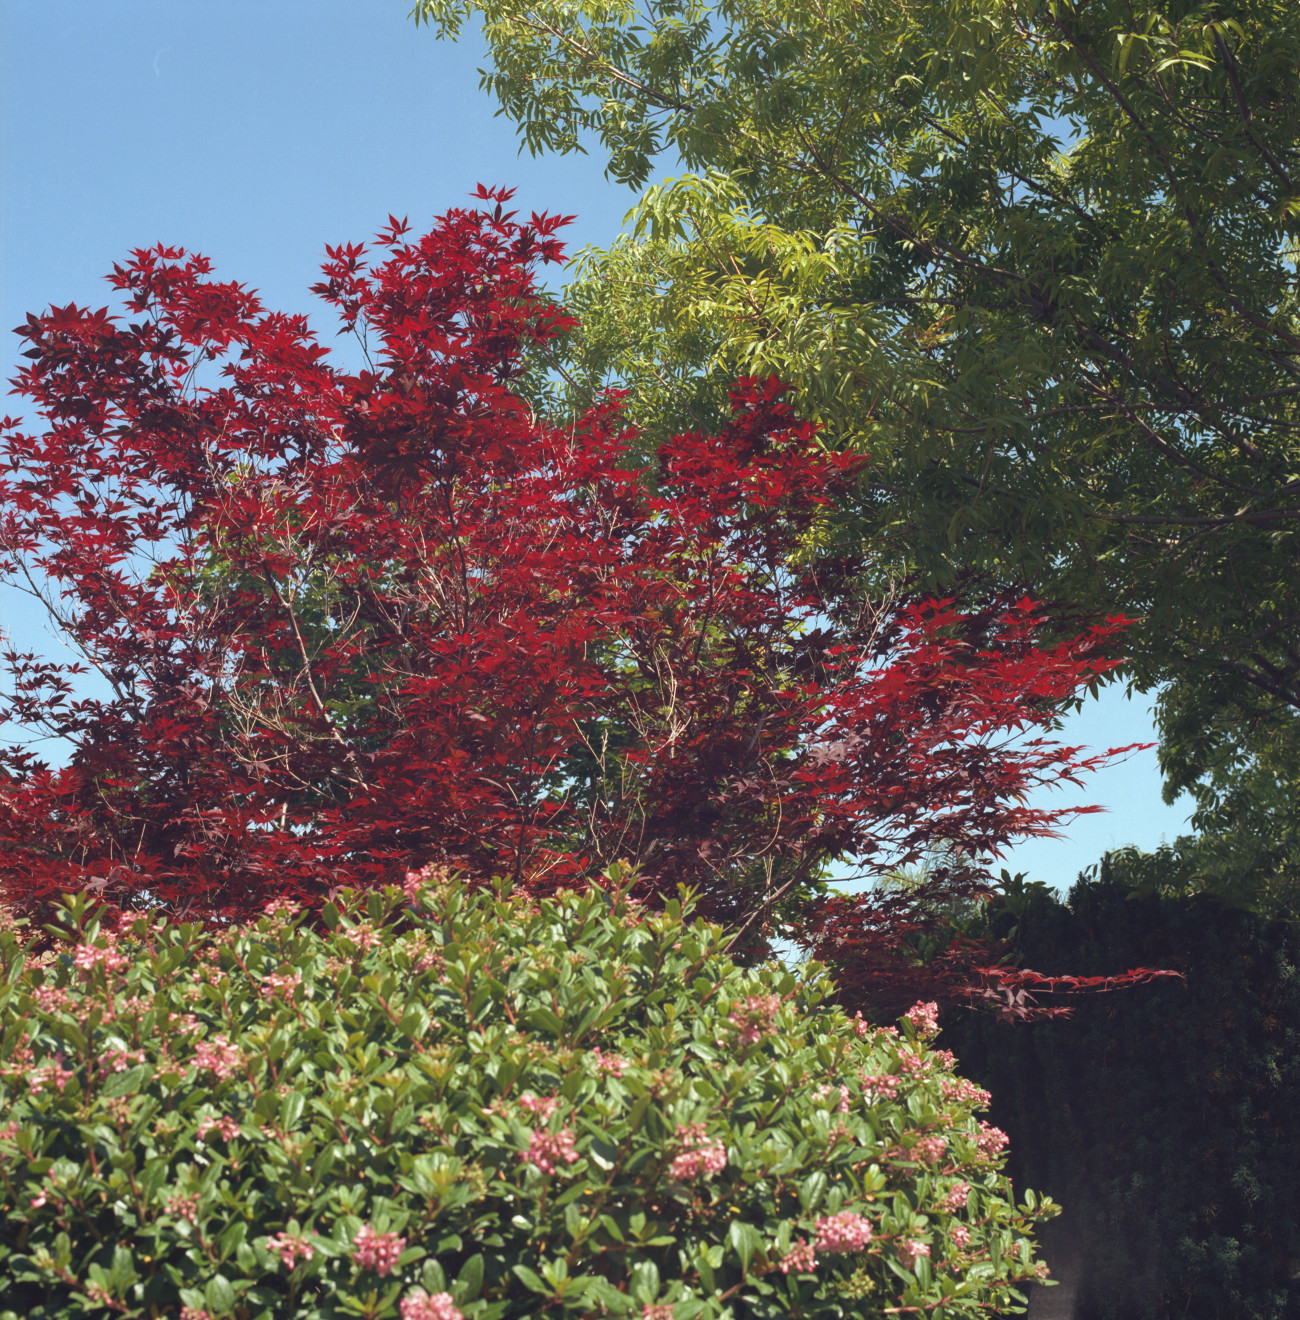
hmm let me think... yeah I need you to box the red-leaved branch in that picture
[0,188,1166,1014]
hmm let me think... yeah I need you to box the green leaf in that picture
[102,1065,149,1098]
[727,1220,763,1275]
[206,1274,237,1316]
[457,1253,484,1301]
[629,1260,659,1304]
[511,1264,550,1294]
[219,1221,248,1259]
[799,1170,828,1212]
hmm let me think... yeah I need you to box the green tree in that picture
[410,0,1300,914]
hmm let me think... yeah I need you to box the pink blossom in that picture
[642,1306,675,1320]
[937,1180,970,1213]
[940,1077,991,1107]
[193,1035,243,1081]
[815,1083,852,1113]
[352,1223,407,1276]
[668,1144,727,1180]
[949,1224,971,1250]
[343,923,382,953]
[729,993,780,1046]
[29,1060,75,1094]
[523,1128,579,1174]
[180,1308,212,1320]
[0,1120,19,1143]
[403,864,435,903]
[668,1123,727,1180]
[74,942,128,977]
[899,1239,931,1270]
[166,1193,201,1222]
[852,1012,873,1039]
[101,1047,146,1074]
[260,970,302,1000]
[914,1134,946,1163]
[262,897,302,918]
[519,1094,559,1119]
[33,985,70,1013]
[267,1232,315,1269]
[400,1289,463,1320]
[814,1211,874,1254]
[196,1115,241,1142]
[904,1001,940,1037]
[781,1237,818,1274]
[592,1046,625,1076]
[859,1073,899,1102]
[976,1121,1009,1157]
[896,1048,932,1075]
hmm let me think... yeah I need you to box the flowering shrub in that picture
[0,868,1055,1318]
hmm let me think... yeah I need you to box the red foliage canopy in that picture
[0,188,1160,1011]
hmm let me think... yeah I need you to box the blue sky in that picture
[1,0,1191,891]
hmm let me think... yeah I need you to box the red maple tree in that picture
[0,188,1170,1012]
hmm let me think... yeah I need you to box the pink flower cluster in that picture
[118,994,151,1021]
[193,1035,243,1080]
[976,1121,1009,1157]
[950,1224,971,1249]
[74,942,128,977]
[904,1001,940,1037]
[914,1134,946,1163]
[781,1237,818,1274]
[668,1123,727,1180]
[29,1181,63,1211]
[263,897,302,918]
[165,1193,200,1223]
[591,1046,625,1076]
[180,1308,212,1320]
[523,1128,579,1174]
[729,993,780,1046]
[895,1048,933,1076]
[343,923,382,953]
[196,1115,241,1142]
[400,1289,463,1320]
[814,1083,852,1113]
[352,1224,407,1276]
[814,1211,874,1254]
[519,1094,559,1119]
[403,864,436,903]
[29,1061,75,1094]
[102,1047,146,1074]
[260,970,302,1000]
[940,1077,991,1107]
[267,1232,315,1270]
[33,984,70,1013]
[859,1072,900,1103]
[937,1180,970,1213]
[898,1240,931,1270]
[642,1306,675,1320]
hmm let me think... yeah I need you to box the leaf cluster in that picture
[1,193,1131,979]
[408,0,1300,909]
[1,870,1052,1318]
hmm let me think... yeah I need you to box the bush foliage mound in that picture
[0,868,1052,1320]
